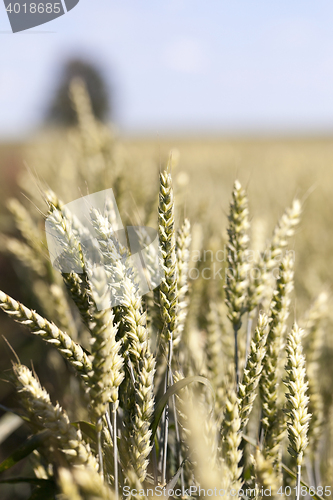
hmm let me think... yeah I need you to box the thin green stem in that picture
[296,464,301,500]
[169,370,185,493]
[245,315,253,361]
[105,410,113,439]
[162,338,173,485]
[314,452,321,488]
[112,407,119,500]
[151,442,158,485]
[234,325,240,391]
[97,420,104,479]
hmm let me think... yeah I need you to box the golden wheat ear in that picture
[0,289,92,381]
[12,363,98,470]
[238,312,270,431]
[284,323,311,500]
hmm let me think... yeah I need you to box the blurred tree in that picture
[46,58,111,125]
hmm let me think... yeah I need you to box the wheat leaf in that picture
[0,430,51,473]
[151,375,214,439]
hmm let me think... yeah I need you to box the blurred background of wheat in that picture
[0,80,332,499]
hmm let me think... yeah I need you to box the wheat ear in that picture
[103,243,155,482]
[12,364,98,470]
[120,283,155,483]
[45,202,92,328]
[253,448,279,499]
[87,265,124,421]
[187,400,226,491]
[221,389,243,489]
[0,290,92,380]
[69,78,101,151]
[205,302,224,394]
[158,169,178,343]
[284,323,311,500]
[225,180,250,390]
[49,283,76,338]
[302,292,328,454]
[238,313,269,430]
[62,271,92,329]
[114,271,156,485]
[46,207,84,272]
[174,218,191,348]
[3,237,47,277]
[57,468,82,500]
[259,252,294,463]
[7,198,44,256]
[90,204,156,483]
[247,199,301,313]
[58,467,114,500]
[174,370,197,482]
[87,265,124,481]
[158,168,178,484]
[103,234,156,486]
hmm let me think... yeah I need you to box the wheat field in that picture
[0,81,332,500]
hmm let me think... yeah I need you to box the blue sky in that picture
[1,0,333,137]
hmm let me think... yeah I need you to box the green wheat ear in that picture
[225,180,250,389]
[259,252,294,464]
[158,169,178,343]
[225,180,250,331]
